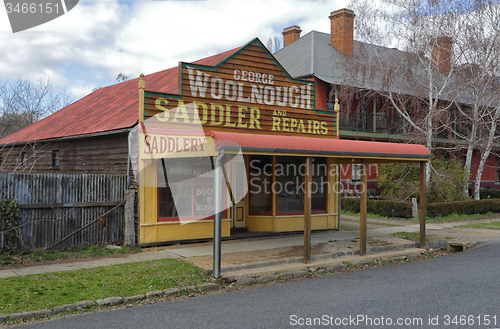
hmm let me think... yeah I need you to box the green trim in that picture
[144,91,183,99]
[313,110,335,115]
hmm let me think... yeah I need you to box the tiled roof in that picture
[0,48,239,145]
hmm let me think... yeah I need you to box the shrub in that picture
[1,199,21,254]
[377,157,469,203]
[341,198,500,219]
[427,199,500,218]
[341,198,412,218]
[479,190,500,199]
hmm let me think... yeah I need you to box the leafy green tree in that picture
[377,157,469,203]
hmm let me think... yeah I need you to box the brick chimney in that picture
[329,9,355,56]
[282,25,302,47]
[432,36,452,74]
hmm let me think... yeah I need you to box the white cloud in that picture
[0,0,349,99]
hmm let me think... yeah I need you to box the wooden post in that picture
[334,99,340,138]
[124,189,136,247]
[138,73,145,123]
[138,74,145,244]
[304,157,312,263]
[419,161,427,249]
[359,159,368,256]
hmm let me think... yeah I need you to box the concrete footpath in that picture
[2,217,496,280]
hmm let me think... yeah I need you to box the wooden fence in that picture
[0,173,128,250]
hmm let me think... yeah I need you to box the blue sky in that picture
[0,0,348,101]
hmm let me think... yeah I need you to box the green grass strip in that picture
[457,221,500,230]
[0,259,207,314]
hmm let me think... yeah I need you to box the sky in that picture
[0,0,349,101]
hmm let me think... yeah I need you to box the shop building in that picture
[0,37,429,251]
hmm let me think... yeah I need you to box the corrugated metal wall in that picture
[0,173,128,250]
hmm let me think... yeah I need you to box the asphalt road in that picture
[14,240,500,329]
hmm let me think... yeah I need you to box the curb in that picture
[205,240,448,276]
[0,282,221,323]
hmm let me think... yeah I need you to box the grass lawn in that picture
[457,221,500,230]
[0,259,208,314]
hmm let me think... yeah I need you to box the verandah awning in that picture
[207,131,430,162]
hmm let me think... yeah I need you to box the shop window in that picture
[52,150,60,169]
[157,157,225,221]
[20,152,27,166]
[249,155,273,214]
[275,157,327,215]
[496,158,500,182]
[311,158,327,212]
[276,156,303,214]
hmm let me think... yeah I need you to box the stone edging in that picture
[205,240,448,276]
[0,282,220,323]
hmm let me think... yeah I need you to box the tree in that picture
[346,0,469,187]
[0,76,72,138]
[266,37,282,54]
[116,73,129,82]
[452,0,500,200]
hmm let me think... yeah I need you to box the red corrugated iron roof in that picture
[208,131,430,160]
[0,48,240,145]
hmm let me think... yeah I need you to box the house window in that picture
[249,155,273,214]
[52,150,60,169]
[326,85,337,111]
[157,157,225,221]
[496,159,500,182]
[21,152,27,166]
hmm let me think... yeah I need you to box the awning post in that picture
[213,149,225,278]
[304,157,312,263]
[419,161,426,249]
[359,159,368,256]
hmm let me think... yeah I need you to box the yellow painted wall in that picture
[140,160,158,244]
[157,220,230,242]
[247,215,330,232]
[247,216,274,232]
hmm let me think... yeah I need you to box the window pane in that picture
[158,187,177,218]
[276,156,303,213]
[312,158,326,211]
[249,155,272,213]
